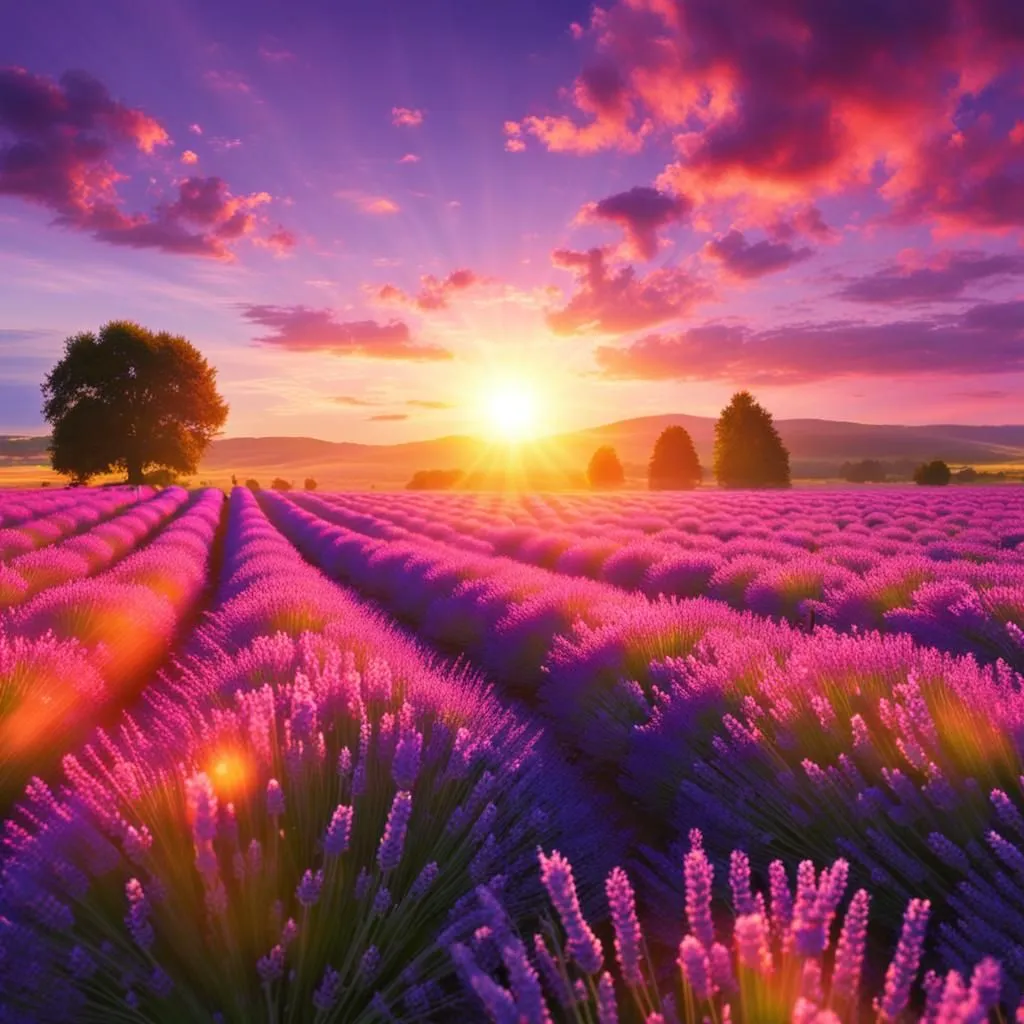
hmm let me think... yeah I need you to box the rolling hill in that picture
[4,416,1024,488]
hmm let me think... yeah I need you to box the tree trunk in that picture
[126,457,144,485]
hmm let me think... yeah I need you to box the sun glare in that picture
[485,382,539,441]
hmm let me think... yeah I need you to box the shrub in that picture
[245,478,261,491]
[406,469,464,490]
[914,460,952,486]
[839,459,888,483]
[303,477,318,491]
[270,477,293,492]
[586,446,625,489]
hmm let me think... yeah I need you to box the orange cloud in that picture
[374,268,485,311]
[337,190,400,215]
[181,150,199,165]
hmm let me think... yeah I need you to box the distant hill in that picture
[5,417,1024,487]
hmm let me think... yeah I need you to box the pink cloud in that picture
[391,106,424,128]
[188,123,203,135]
[547,247,712,336]
[203,70,251,94]
[515,1,1024,228]
[258,45,295,63]
[578,186,692,260]
[241,304,452,361]
[181,150,199,165]
[594,300,1024,384]
[398,153,420,164]
[375,268,484,311]
[703,230,814,279]
[255,226,298,257]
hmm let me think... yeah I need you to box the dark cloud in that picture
[548,246,712,336]
[838,250,1024,304]
[0,67,287,258]
[703,230,814,279]
[241,305,452,361]
[578,186,692,260]
[594,300,1024,384]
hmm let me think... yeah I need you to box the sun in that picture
[485,381,539,441]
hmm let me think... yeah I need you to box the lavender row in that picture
[259,490,1024,997]
[0,489,223,808]
[0,489,611,1021]
[0,486,191,609]
[300,491,1024,669]
[334,488,1024,556]
[0,487,151,562]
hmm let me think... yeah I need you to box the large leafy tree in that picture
[42,321,228,485]
[587,445,625,489]
[648,425,702,490]
[713,391,791,488]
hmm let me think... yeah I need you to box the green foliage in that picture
[41,321,228,485]
[406,468,464,490]
[270,477,293,492]
[143,467,181,487]
[245,478,261,491]
[839,459,888,483]
[713,391,791,489]
[303,477,318,491]
[648,425,702,490]
[587,446,625,489]
[914,459,952,486]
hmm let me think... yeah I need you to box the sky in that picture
[1,0,1023,441]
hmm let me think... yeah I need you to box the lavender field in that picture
[2,485,1024,1022]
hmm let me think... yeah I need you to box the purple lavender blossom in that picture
[377,791,413,873]
[606,866,644,986]
[879,898,931,1019]
[538,850,603,975]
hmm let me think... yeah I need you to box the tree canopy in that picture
[713,391,791,489]
[587,446,625,489]
[648,425,702,490]
[913,459,952,486]
[42,321,228,485]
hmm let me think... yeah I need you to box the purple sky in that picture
[2,0,1023,440]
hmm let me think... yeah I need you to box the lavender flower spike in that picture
[266,779,285,817]
[597,972,619,1024]
[606,866,644,986]
[538,850,603,975]
[324,804,353,856]
[879,898,931,1020]
[831,889,870,1002]
[296,869,324,908]
[683,841,716,951]
[677,935,714,1000]
[377,791,413,873]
